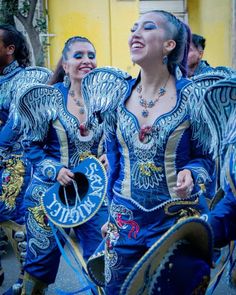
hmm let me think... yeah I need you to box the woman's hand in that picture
[101,221,109,238]
[173,169,194,198]
[57,167,74,186]
[99,154,108,171]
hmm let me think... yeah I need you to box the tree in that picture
[0,0,48,66]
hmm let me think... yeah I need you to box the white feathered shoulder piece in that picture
[13,84,62,141]
[81,66,131,128]
[202,77,236,159]
[188,73,227,154]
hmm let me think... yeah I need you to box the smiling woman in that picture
[99,10,215,295]
[18,36,108,294]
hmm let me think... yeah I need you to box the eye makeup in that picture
[73,51,96,59]
[130,21,158,33]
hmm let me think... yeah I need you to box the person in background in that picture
[0,24,31,295]
[20,36,108,294]
[187,33,213,77]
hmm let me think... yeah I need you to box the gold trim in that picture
[117,127,131,197]
[164,197,199,216]
[165,120,190,198]
[53,119,69,166]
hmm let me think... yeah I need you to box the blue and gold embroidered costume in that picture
[103,71,215,294]
[18,82,108,285]
[0,61,28,224]
[0,61,52,224]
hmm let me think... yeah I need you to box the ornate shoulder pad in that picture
[9,66,53,112]
[202,77,236,158]
[213,66,236,78]
[11,66,52,89]
[14,84,62,141]
[224,108,236,147]
[188,74,226,153]
[81,66,131,126]
[24,66,53,83]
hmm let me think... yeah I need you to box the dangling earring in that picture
[162,55,168,65]
[63,74,70,88]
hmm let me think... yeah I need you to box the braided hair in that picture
[0,24,31,67]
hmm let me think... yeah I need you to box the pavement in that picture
[0,242,236,295]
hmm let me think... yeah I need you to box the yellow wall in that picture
[47,0,232,71]
[47,0,139,75]
[188,0,232,67]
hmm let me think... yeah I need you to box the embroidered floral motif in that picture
[0,157,25,209]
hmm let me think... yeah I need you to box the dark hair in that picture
[144,10,191,77]
[0,24,31,67]
[48,56,65,85]
[192,34,206,51]
[62,36,95,61]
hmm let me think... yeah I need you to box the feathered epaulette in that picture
[10,66,52,101]
[191,66,236,80]
[24,66,53,84]
[224,108,236,148]
[187,73,227,154]
[13,84,62,141]
[202,77,236,159]
[0,66,52,112]
[81,66,131,127]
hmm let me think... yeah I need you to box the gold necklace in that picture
[137,75,170,118]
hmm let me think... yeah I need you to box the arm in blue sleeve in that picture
[105,131,121,204]
[207,185,236,248]
[22,137,64,182]
[182,129,215,196]
[0,115,21,158]
[207,148,236,247]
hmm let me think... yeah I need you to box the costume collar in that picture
[2,60,19,75]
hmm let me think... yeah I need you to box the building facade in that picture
[46,0,235,75]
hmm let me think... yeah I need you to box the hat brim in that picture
[87,239,106,287]
[42,156,107,227]
[120,217,213,295]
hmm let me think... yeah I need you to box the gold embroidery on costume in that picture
[117,127,131,196]
[139,163,162,176]
[164,197,199,216]
[79,151,92,161]
[28,205,50,230]
[0,157,25,209]
[192,275,210,295]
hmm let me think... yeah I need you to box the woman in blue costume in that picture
[20,36,108,294]
[0,24,32,294]
[102,10,214,294]
[0,24,31,223]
